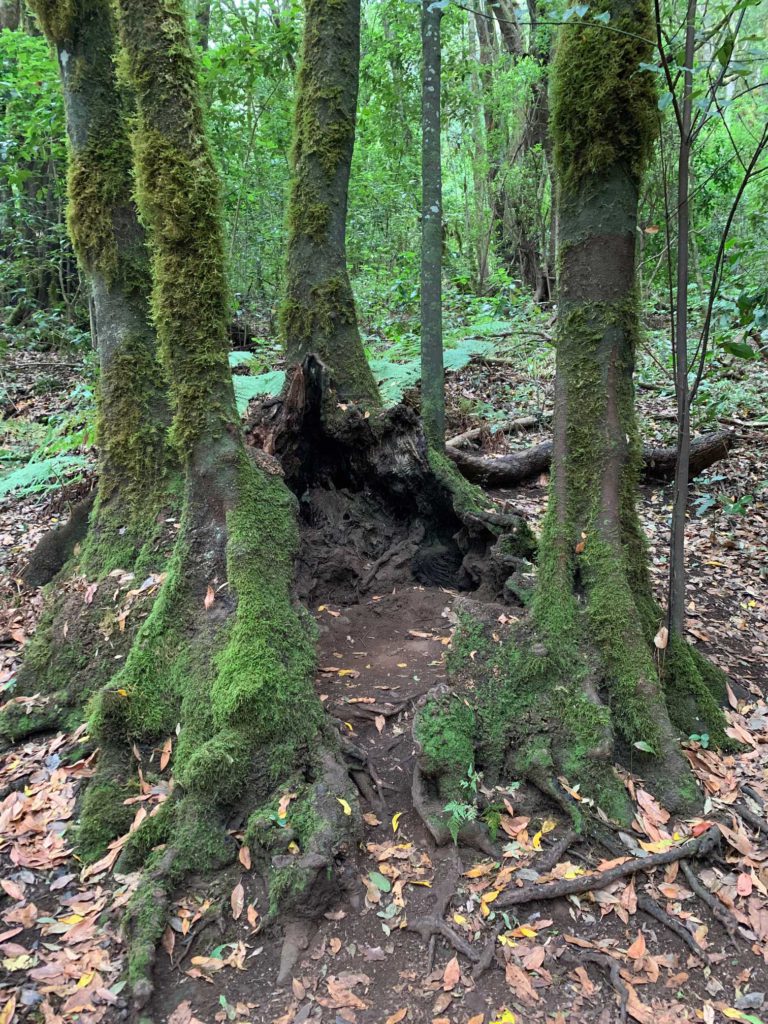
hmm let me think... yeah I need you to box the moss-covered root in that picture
[411,685,498,856]
[246,747,362,918]
[662,634,731,749]
[124,848,177,1011]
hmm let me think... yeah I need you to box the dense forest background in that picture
[1,0,766,445]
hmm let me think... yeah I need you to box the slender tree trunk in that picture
[668,0,696,639]
[195,0,211,49]
[420,0,444,447]
[29,0,169,575]
[280,0,379,407]
[0,0,20,30]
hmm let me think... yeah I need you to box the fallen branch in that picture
[678,860,742,942]
[447,429,735,488]
[495,828,719,909]
[446,412,552,449]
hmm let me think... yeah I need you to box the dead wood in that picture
[447,429,735,488]
[494,827,720,909]
[446,412,552,449]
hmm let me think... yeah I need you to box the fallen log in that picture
[447,429,735,488]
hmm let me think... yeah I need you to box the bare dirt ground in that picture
[1,352,767,1024]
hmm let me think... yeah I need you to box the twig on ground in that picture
[562,949,629,1023]
[734,801,768,836]
[535,829,577,874]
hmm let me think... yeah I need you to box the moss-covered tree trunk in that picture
[279,0,379,406]
[29,0,168,571]
[2,0,172,747]
[79,0,359,1003]
[415,0,728,829]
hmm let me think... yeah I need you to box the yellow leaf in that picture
[0,997,16,1024]
[453,913,467,925]
[77,973,94,989]
[482,890,500,905]
[516,926,537,939]
[59,914,84,925]
[117,688,128,697]
[490,1011,517,1024]
[464,862,494,878]
[397,663,407,668]
[721,1011,748,1021]
[392,812,403,833]
[532,830,543,849]
[287,841,300,854]
[541,819,557,834]
[337,798,352,816]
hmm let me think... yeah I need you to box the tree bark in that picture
[86,1,360,1003]
[446,429,735,487]
[29,0,169,574]
[279,0,379,407]
[420,0,445,447]
[414,0,729,836]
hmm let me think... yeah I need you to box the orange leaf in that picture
[204,585,215,610]
[238,846,251,870]
[385,1010,407,1024]
[443,956,461,991]
[626,931,646,959]
[160,737,173,771]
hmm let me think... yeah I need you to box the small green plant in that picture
[689,732,710,749]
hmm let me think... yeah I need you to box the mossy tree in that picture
[279,0,379,407]
[415,0,729,827]
[78,0,358,1004]
[1,0,172,746]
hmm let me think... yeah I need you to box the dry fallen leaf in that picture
[230,881,244,920]
[626,931,647,960]
[443,956,461,991]
[385,1009,407,1024]
[204,585,215,610]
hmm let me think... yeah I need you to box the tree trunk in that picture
[0,0,20,30]
[420,0,445,447]
[414,0,729,832]
[5,0,173,751]
[85,0,360,1004]
[280,0,379,407]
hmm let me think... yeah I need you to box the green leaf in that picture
[721,340,757,361]
[716,34,734,67]
[633,741,656,754]
[368,871,392,893]
[658,91,673,111]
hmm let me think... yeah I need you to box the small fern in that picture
[0,454,88,499]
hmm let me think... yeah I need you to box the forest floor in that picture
[1,331,768,1024]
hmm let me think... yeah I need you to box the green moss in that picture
[415,694,475,801]
[268,864,307,917]
[550,0,657,194]
[77,780,135,864]
[662,635,730,748]
[29,0,77,41]
[119,800,175,871]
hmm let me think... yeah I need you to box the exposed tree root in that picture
[678,860,742,943]
[22,493,95,587]
[636,893,709,962]
[735,800,768,836]
[446,428,735,488]
[536,829,578,874]
[411,763,498,855]
[246,356,537,606]
[561,949,629,1023]
[405,851,481,967]
[494,827,720,908]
